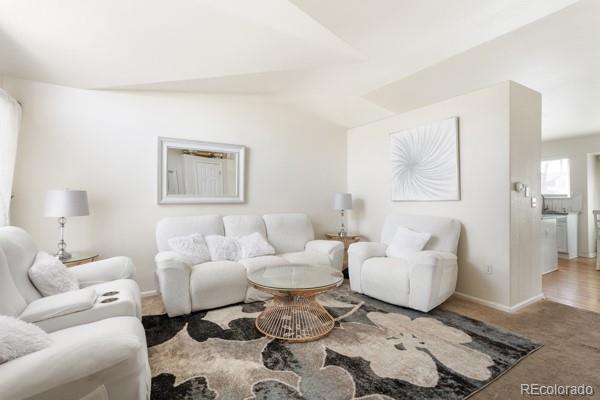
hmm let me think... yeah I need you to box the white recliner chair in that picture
[155,213,344,317]
[0,226,141,332]
[0,228,150,400]
[348,214,461,312]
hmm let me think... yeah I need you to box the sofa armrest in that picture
[0,317,145,400]
[305,240,344,270]
[155,251,192,317]
[347,242,387,293]
[70,256,136,288]
[408,251,458,312]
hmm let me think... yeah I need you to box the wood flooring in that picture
[543,256,600,313]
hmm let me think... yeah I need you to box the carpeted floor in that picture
[142,284,550,399]
[439,296,600,399]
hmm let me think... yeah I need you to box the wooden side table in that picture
[324,233,361,270]
[62,252,99,267]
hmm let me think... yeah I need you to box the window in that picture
[541,158,570,197]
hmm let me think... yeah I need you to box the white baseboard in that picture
[510,293,545,312]
[453,292,544,313]
[542,267,558,275]
[141,289,158,298]
[578,252,596,258]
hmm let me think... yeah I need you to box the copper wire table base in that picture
[255,293,335,342]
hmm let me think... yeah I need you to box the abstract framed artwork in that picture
[390,117,460,201]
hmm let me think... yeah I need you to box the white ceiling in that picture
[0,0,593,139]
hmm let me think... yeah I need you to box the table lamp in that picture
[44,189,89,261]
[332,192,352,237]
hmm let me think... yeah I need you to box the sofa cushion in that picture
[238,255,288,275]
[239,256,289,302]
[223,215,266,238]
[0,226,42,302]
[205,235,241,262]
[167,233,210,265]
[156,215,224,252]
[380,214,461,255]
[28,251,80,296]
[263,213,314,253]
[361,257,410,306]
[238,232,275,259]
[279,250,331,267]
[385,227,431,259]
[0,315,52,365]
[190,261,247,310]
[19,288,97,323]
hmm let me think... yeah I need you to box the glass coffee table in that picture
[248,264,343,342]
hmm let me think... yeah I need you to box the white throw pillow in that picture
[0,316,52,365]
[385,226,431,259]
[238,232,275,259]
[28,251,79,297]
[168,233,211,265]
[205,235,241,262]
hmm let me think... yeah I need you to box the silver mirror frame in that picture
[158,137,246,204]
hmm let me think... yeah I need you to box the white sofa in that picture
[0,226,150,400]
[348,214,461,312]
[0,226,141,332]
[155,213,344,316]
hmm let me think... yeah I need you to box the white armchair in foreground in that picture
[348,214,461,312]
[0,316,150,400]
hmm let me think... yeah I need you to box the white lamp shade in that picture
[44,190,89,217]
[332,192,352,210]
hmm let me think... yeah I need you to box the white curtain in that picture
[0,89,21,226]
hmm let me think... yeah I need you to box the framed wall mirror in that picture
[158,137,245,204]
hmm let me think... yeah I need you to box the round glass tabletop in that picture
[248,264,343,291]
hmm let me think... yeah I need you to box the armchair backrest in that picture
[0,246,28,316]
[381,214,461,255]
[156,215,224,252]
[0,226,42,303]
[263,213,314,253]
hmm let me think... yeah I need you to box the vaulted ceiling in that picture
[0,0,594,139]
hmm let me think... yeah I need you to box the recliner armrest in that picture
[408,250,457,268]
[347,241,387,293]
[70,256,136,288]
[154,251,192,317]
[305,240,344,270]
[19,288,98,323]
[408,250,458,312]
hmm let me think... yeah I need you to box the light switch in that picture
[531,196,537,208]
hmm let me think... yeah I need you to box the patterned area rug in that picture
[142,284,541,400]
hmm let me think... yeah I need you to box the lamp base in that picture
[56,248,72,261]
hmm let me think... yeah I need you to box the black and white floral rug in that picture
[142,284,541,400]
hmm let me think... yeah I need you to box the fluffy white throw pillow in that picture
[238,232,275,259]
[385,226,431,259]
[0,316,52,365]
[28,251,79,297]
[205,235,241,262]
[168,233,211,265]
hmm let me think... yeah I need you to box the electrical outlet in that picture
[486,264,493,274]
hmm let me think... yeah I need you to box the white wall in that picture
[542,134,600,257]
[4,77,347,291]
[347,81,542,308]
[509,83,542,306]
